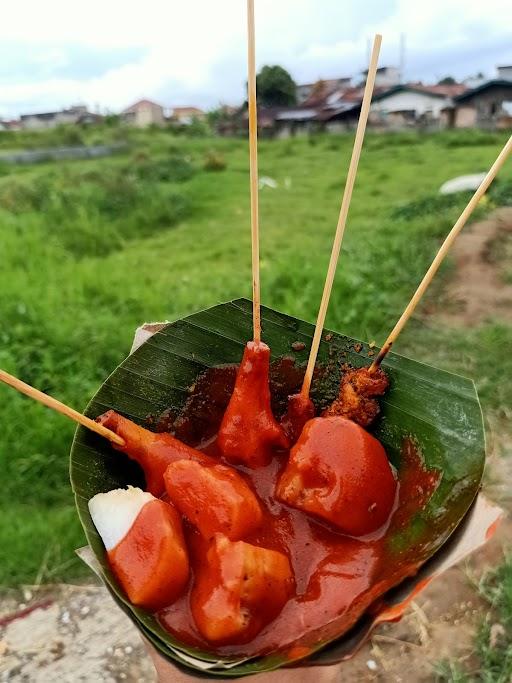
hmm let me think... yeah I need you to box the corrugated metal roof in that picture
[275,109,318,121]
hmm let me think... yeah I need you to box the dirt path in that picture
[438,207,512,325]
[2,207,511,681]
[0,583,155,682]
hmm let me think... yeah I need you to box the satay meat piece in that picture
[280,392,315,445]
[97,410,213,497]
[164,459,263,541]
[323,366,389,428]
[218,341,289,467]
[276,416,396,537]
[191,535,294,644]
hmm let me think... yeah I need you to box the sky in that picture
[1,0,511,118]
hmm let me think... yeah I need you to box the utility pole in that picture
[399,33,406,83]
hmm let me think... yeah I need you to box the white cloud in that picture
[0,0,511,117]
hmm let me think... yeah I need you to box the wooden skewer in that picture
[247,0,261,343]
[369,134,512,372]
[300,34,382,398]
[0,368,125,446]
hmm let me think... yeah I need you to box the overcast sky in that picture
[1,0,511,118]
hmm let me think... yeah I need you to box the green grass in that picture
[0,128,511,584]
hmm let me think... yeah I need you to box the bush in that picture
[57,126,85,147]
[47,183,190,258]
[440,130,503,148]
[365,132,424,150]
[390,191,473,221]
[203,149,227,171]
[278,141,296,156]
[489,179,512,207]
[0,162,191,258]
[133,154,196,182]
[0,175,53,213]
[184,118,212,138]
[390,178,512,224]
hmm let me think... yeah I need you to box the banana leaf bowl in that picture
[70,299,487,677]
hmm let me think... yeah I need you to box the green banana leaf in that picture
[70,298,485,676]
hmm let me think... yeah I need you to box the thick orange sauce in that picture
[155,362,442,657]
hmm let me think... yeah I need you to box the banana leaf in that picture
[70,298,485,676]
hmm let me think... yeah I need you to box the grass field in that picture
[0,126,510,592]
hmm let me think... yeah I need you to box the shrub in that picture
[203,150,227,171]
[390,191,473,221]
[58,126,85,147]
[278,141,296,157]
[489,179,512,207]
[0,175,53,213]
[185,117,212,138]
[440,130,502,148]
[0,161,192,258]
[132,154,196,182]
[47,183,190,258]
[365,132,424,150]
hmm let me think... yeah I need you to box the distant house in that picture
[297,77,352,105]
[497,66,512,81]
[21,111,59,129]
[448,80,512,128]
[171,107,205,125]
[370,84,456,127]
[0,119,22,131]
[121,99,165,128]
[362,66,400,88]
[319,102,363,132]
[20,105,96,130]
[273,107,319,137]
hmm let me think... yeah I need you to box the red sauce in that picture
[155,365,442,658]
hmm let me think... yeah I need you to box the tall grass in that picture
[0,128,511,583]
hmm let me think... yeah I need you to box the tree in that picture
[255,65,297,106]
[437,76,457,85]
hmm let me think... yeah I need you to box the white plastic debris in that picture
[259,176,278,189]
[439,173,487,195]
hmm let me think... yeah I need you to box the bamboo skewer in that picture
[0,368,125,446]
[369,134,512,372]
[247,0,261,343]
[300,34,382,398]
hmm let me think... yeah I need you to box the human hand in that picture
[144,638,342,682]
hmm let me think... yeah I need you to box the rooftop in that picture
[454,79,512,101]
[172,106,204,114]
[122,99,163,113]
